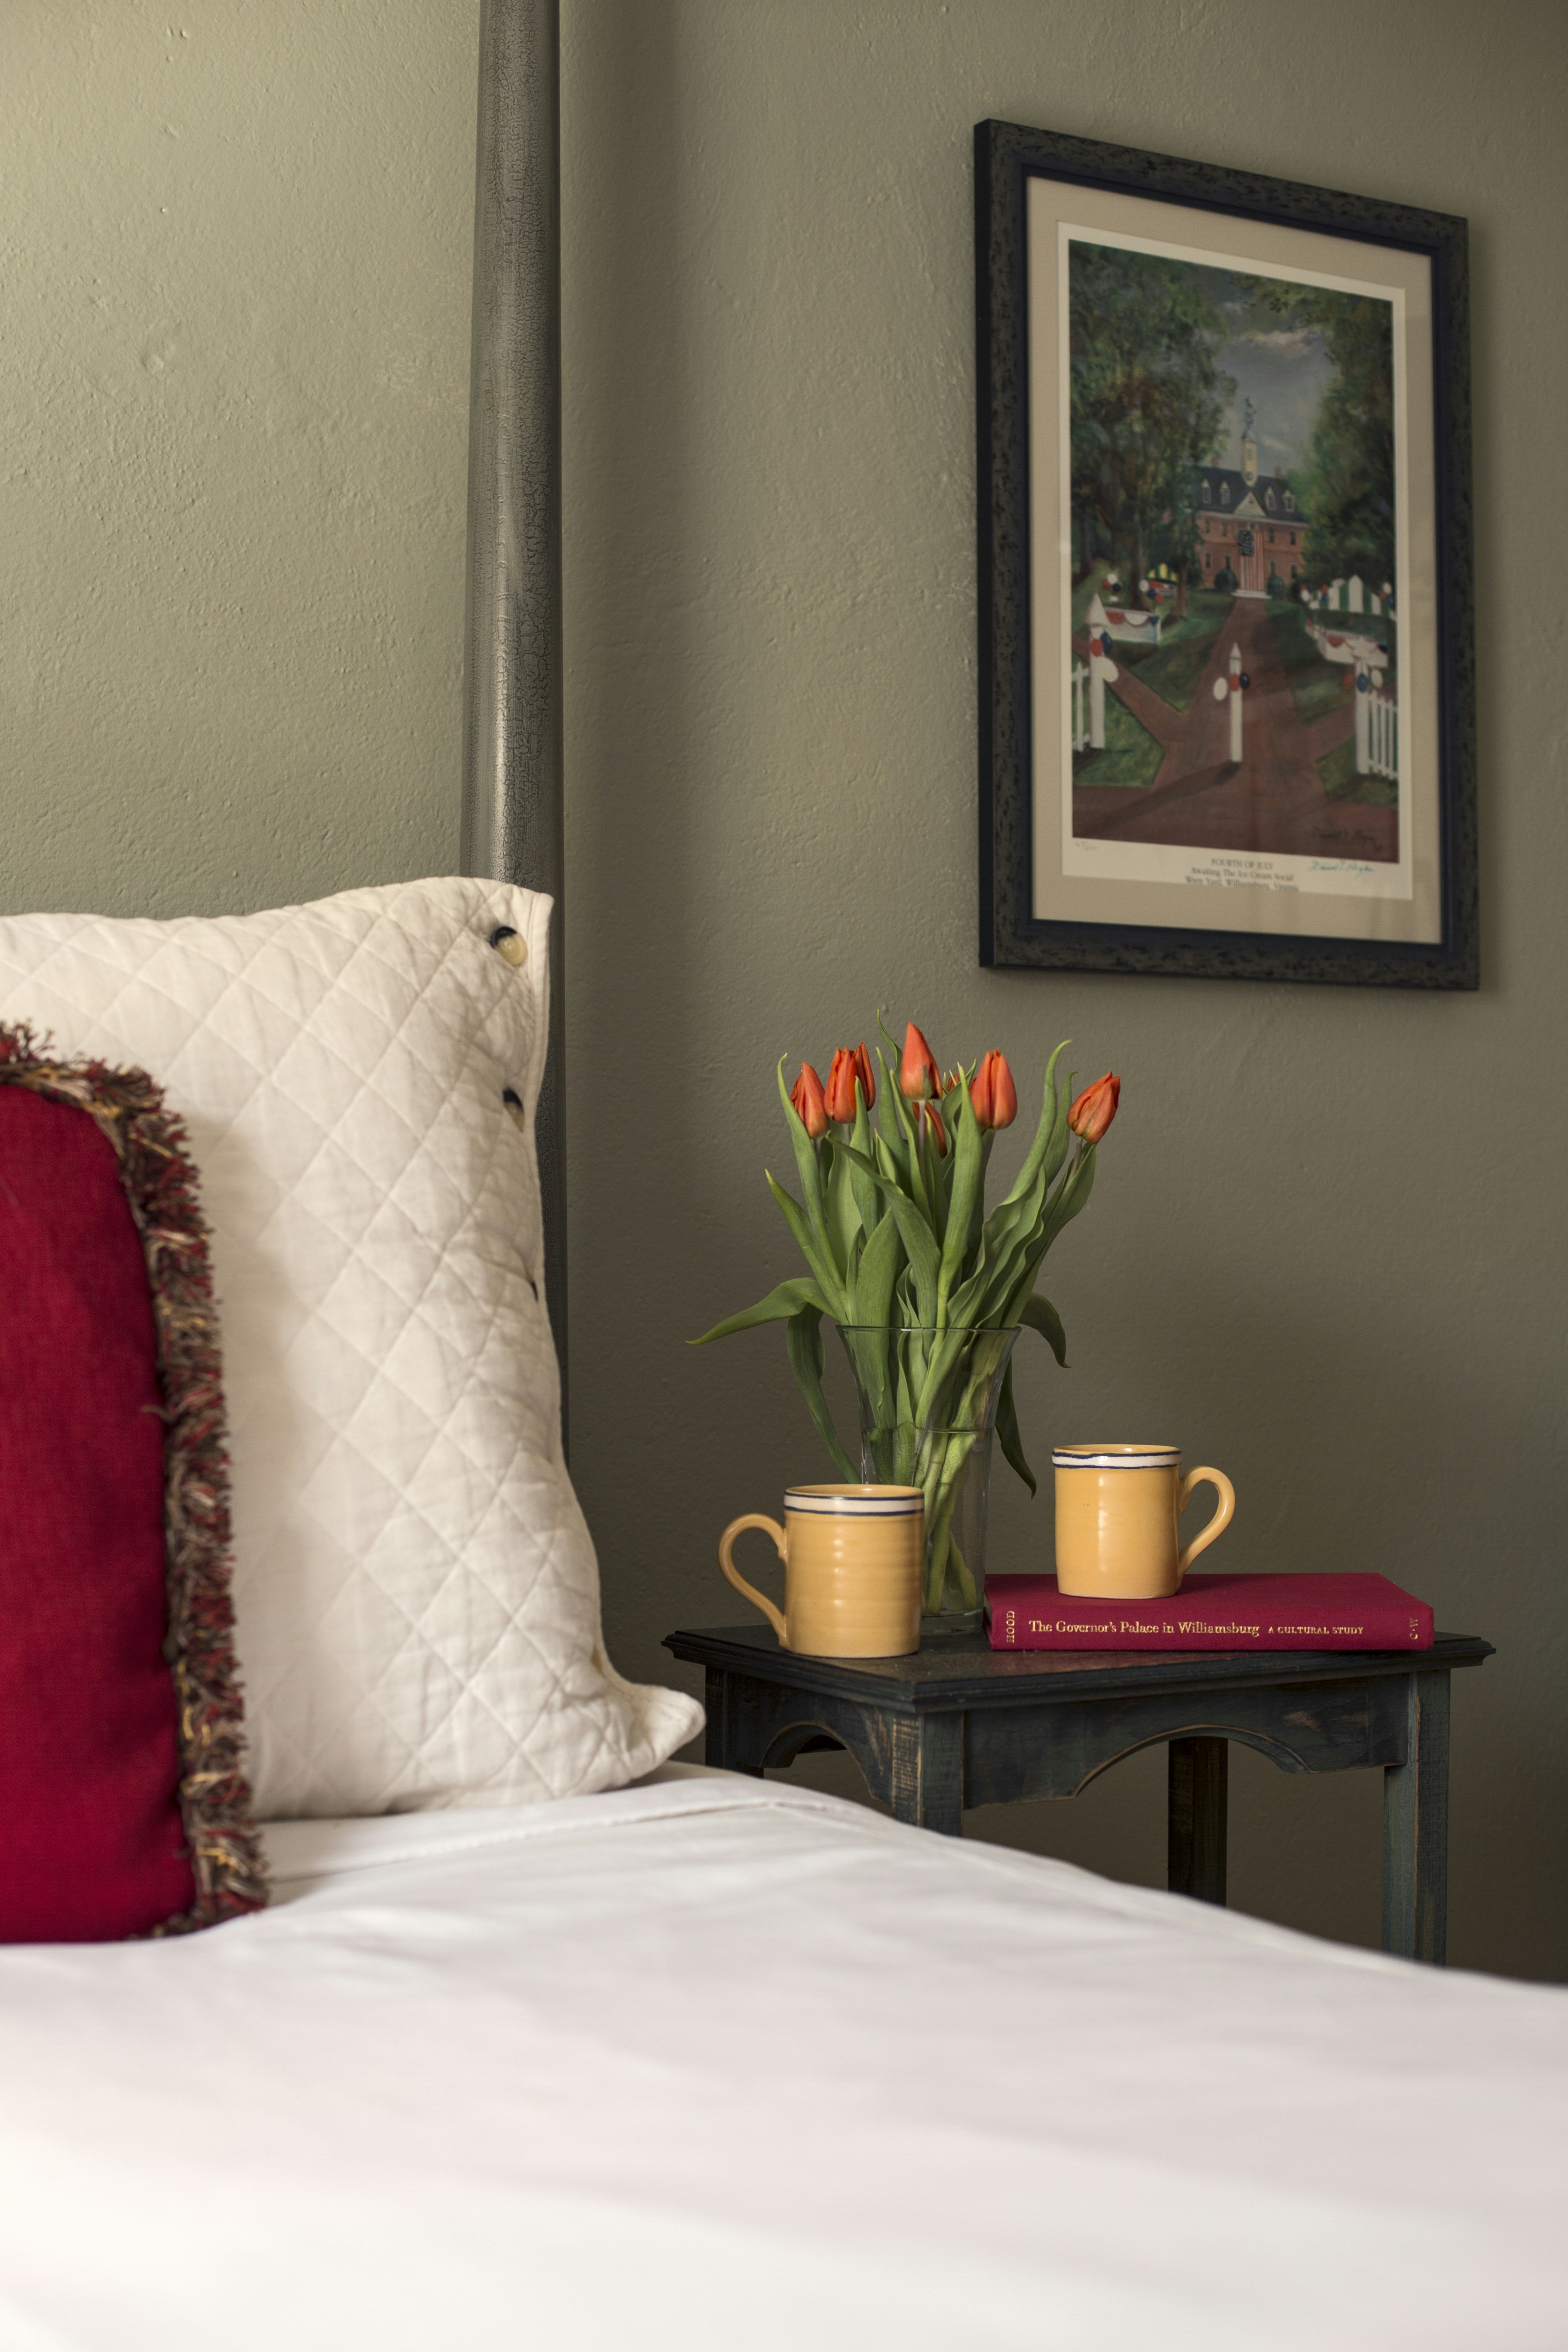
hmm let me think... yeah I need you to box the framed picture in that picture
[976,120,1476,987]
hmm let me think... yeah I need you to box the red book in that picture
[985,1571,1433,1652]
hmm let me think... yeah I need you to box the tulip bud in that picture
[790,1061,829,1140]
[916,1100,948,1157]
[1068,1072,1120,1143]
[899,1023,940,1101]
[971,1049,1018,1131]
[824,1047,859,1124]
[852,1041,877,1113]
[941,1068,965,1097]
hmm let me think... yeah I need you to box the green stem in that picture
[920,1426,980,1614]
[947,1534,977,1613]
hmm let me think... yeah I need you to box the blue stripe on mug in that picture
[1052,1446,1180,1470]
[785,1486,924,1516]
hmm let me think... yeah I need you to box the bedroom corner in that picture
[1,0,1562,2000]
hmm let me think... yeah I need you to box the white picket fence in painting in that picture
[1364,687,1397,781]
[1311,575,1393,621]
[1356,684,1398,782]
[1072,661,1091,751]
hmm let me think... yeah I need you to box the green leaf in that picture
[1002,1145,1097,1323]
[766,1171,849,1319]
[894,1332,916,1436]
[1018,1292,1068,1367]
[958,1166,1044,1319]
[1038,1074,1075,1197]
[907,1124,934,1226]
[970,1119,1098,1339]
[994,1362,1037,1498]
[1036,1136,1097,1254]
[824,1134,861,1283]
[886,1189,942,1323]
[941,1247,995,1331]
[840,1318,898,1455]
[958,1204,1035,1328]
[972,1065,1069,1313]
[1001,1040,1071,1209]
[976,1127,996,1234]
[775,1058,831,1246]
[876,1056,933,1225]
[936,1070,983,1322]
[836,1137,929,1234]
[875,1044,910,1152]
[928,1106,959,1243]
[945,1214,1032,1331]
[691,1276,833,1345]
[786,1306,858,1480]
[849,1209,904,1328]
[909,1323,977,1428]
[846,1088,880,1241]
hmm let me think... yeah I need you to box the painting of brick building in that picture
[1065,236,1401,867]
[1192,407,1308,597]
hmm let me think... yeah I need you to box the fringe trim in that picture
[0,1022,267,1928]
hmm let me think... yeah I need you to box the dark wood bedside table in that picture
[662,1623,1493,1965]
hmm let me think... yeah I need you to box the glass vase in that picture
[837,1325,1021,1635]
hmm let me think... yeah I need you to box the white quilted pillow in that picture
[0,878,701,1818]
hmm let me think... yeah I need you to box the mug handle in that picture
[1175,1468,1236,1584]
[718,1515,789,1641]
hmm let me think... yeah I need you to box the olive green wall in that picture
[4,3,1564,1977]
[0,3,473,913]
[564,0,1568,1982]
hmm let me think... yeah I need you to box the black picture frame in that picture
[976,119,1476,988]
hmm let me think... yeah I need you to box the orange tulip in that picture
[824,1043,876,1122]
[853,1041,877,1113]
[899,1023,939,1101]
[941,1067,965,1096]
[823,1047,864,1124]
[971,1049,1018,1131]
[823,1048,856,1124]
[790,1062,829,1140]
[916,1100,948,1157]
[1068,1071,1121,1143]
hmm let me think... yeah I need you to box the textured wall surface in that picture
[0,2,475,913]
[3,2,1565,1976]
[561,0,1568,1981]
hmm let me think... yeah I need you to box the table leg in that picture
[1383,1671,1449,1964]
[702,1666,762,1776]
[1168,1736,1228,1905]
[885,1713,964,1837]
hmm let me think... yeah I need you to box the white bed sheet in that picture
[0,1768,1563,2350]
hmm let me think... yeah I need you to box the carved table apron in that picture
[662,1625,1493,1965]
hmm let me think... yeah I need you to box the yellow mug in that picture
[1054,1444,1235,1599]
[718,1485,923,1657]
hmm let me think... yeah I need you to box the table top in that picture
[662,1623,1494,1713]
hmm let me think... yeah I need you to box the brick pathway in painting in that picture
[1071,597,1397,864]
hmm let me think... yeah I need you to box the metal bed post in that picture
[460,0,568,1440]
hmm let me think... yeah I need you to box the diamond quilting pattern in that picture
[0,879,701,1817]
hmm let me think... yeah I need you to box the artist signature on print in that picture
[1308,857,1378,876]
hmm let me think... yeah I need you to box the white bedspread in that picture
[0,1770,1563,2349]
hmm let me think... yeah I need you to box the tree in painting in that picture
[1067,246,1231,610]
[1249,285,1396,595]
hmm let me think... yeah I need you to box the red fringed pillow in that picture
[0,1026,264,1939]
